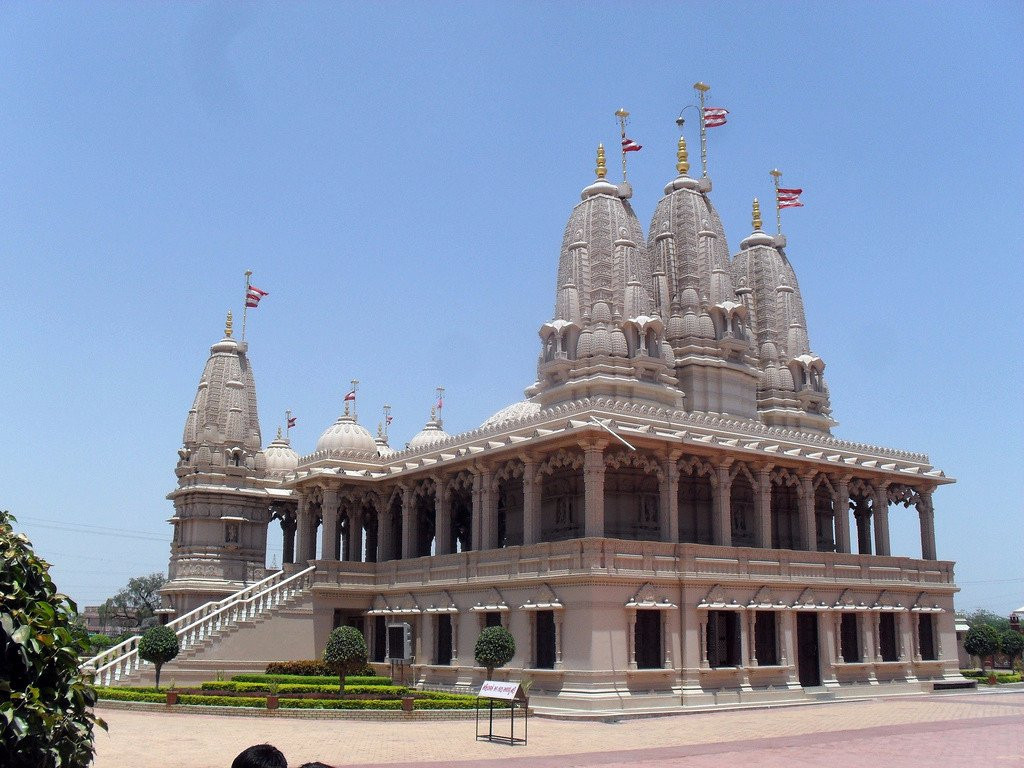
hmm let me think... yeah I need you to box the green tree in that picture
[99,572,166,629]
[964,624,1001,669]
[474,625,515,679]
[138,625,179,690]
[324,626,367,694]
[1000,630,1024,665]
[0,510,106,768]
[964,608,1010,634]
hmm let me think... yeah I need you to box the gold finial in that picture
[752,198,763,231]
[595,144,607,179]
[225,311,233,338]
[676,135,690,175]
[276,426,283,439]
[693,81,710,93]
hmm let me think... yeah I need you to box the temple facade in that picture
[157,131,959,712]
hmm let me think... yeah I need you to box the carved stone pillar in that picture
[401,487,416,560]
[554,611,564,669]
[713,464,732,546]
[739,611,752,690]
[626,608,637,670]
[295,495,312,563]
[917,490,936,560]
[835,477,851,554]
[522,458,541,545]
[320,489,339,560]
[348,507,363,562]
[470,469,483,552]
[377,503,392,562]
[450,613,460,665]
[583,443,607,538]
[873,483,891,556]
[435,478,452,556]
[281,506,296,564]
[661,455,680,543]
[479,467,497,550]
[754,467,772,549]
[782,611,800,688]
[854,498,873,555]
[798,475,816,551]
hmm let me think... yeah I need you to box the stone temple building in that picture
[133,130,960,712]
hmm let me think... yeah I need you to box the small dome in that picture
[778,365,796,391]
[592,327,611,355]
[316,411,377,454]
[264,430,299,473]
[592,301,612,324]
[680,287,700,308]
[659,341,675,363]
[576,327,594,357]
[697,311,716,340]
[666,314,685,340]
[408,413,450,449]
[682,308,700,338]
[481,400,542,428]
[610,327,628,357]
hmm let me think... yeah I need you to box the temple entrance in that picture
[796,613,820,686]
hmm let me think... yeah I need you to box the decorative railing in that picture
[86,566,316,686]
[312,540,956,590]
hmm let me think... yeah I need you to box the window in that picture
[840,613,861,662]
[754,612,778,665]
[706,611,741,668]
[535,611,556,669]
[373,616,387,663]
[918,614,936,661]
[435,614,452,666]
[485,611,502,628]
[879,613,899,662]
[635,611,662,669]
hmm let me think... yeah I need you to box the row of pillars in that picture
[291,445,938,563]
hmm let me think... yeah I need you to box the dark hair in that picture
[232,744,287,768]
[297,763,335,768]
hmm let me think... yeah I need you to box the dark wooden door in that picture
[796,613,821,686]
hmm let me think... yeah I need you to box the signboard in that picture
[478,680,525,701]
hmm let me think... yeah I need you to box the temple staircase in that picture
[84,565,316,687]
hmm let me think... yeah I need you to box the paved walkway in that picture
[92,690,1024,768]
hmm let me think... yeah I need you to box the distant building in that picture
[144,126,960,713]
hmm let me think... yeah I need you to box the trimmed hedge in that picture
[95,687,166,703]
[961,670,1022,683]
[201,682,408,696]
[279,698,404,710]
[265,660,375,677]
[232,674,392,686]
[179,695,265,708]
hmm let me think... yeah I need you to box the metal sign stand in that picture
[474,681,528,746]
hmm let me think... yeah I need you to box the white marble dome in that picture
[481,400,541,428]
[316,411,377,453]
[264,430,299,472]
[407,414,450,449]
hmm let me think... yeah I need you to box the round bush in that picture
[138,625,179,690]
[474,625,515,678]
[324,626,368,693]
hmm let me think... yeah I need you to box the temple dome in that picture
[264,430,299,473]
[408,411,450,449]
[316,410,377,453]
[481,400,541,428]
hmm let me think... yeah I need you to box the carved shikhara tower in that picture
[160,135,959,712]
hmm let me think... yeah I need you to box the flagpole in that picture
[435,386,445,418]
[349,379,359,418]
[770,169,783,234]
[285,409,292,439]
[382,404,391,439]
[241,270,253,341]
[694,82,710,178]
[615,108,629,181]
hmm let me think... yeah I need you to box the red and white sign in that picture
[478,681,523,700]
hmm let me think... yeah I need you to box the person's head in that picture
[232,744,287,768]
[297,763,334,768]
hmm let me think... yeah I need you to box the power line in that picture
[17,516,166,542]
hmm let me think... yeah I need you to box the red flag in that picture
[344,390,356,402]
[246,286,269,308]
[702,107,728,128]
[621,137,642,152]
[436,397,444,411]
[287,416,296,428]
[777,188,804,209]
[385,415,393,426]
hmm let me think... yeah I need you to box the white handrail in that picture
[87,566,315,686]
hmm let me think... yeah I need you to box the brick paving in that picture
[91,690,1024,768]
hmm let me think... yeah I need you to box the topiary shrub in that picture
[138,625,179,690]
[0,509,106,768]
[1000,630,1024,666]
[324,626,368,694]
[264,659,376,676]
[474,625,515,679]
[964,624,1001,670]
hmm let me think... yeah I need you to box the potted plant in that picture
[266,682,279,710]
[165,680,178,705]
[401,695,415,713]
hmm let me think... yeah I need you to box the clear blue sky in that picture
[1,2,1021,615]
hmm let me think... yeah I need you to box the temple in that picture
[138,120,959,713]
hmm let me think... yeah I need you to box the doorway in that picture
[796,613,821,686]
